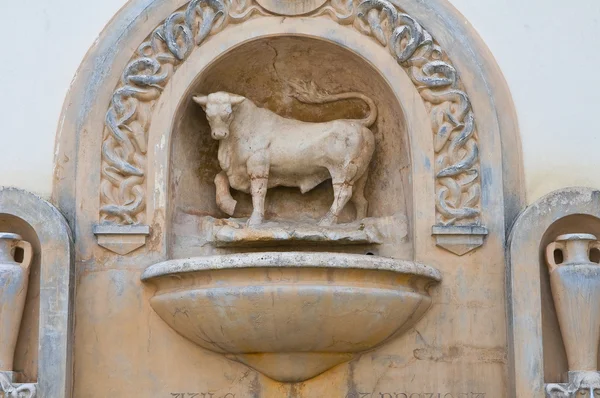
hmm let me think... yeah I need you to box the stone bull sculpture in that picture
[193,83,377,226]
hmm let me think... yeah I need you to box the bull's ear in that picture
[229,94,245,106]
[193,95,208,109]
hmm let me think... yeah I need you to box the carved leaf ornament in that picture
[100,0,482,228]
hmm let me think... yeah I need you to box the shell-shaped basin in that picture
[141,252,442,382]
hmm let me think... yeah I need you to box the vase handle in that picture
[16,240,33,271]
[590,241,600,264]
[546,241,566,272]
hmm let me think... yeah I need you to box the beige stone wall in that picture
[1,0,600,202]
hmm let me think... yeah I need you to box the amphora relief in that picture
[0,233,32,372]
[545,233,600,397]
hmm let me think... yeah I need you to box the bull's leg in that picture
[351,170,369,220]
[246,152,270,226]
[319,180,353,226]
[214,171,237,216]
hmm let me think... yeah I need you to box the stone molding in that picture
[0,188,74,398]
[507,187,600,398]
[99,0,484,233]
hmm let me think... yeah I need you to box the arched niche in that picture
[52,0,524,396]
[508,188,600,397]
[144,18,431,259]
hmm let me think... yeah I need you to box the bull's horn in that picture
[229,94,245,105]
[193,95,208,106]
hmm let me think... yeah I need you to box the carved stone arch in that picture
[145,16,435,259]
[99,0,481,230]
[53,0,523,256]
[52,0,524,394]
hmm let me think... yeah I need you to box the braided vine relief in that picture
[100,0,265,224]
[100,0,481,227]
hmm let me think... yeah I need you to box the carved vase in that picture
[0,233,33,371]
[546,233,600,372]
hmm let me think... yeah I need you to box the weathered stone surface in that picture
[194,85,376,226]
[545,233,600,373]
[52,0,524,396]
[508,188,600,398]
[96,0,486,231]
[546,371,600,397]
[93,224,150,255]
[0,371,36,397]
[0,233,32,372]
[0,187,73,398]
[255,0,327,15]
[432,225,489,256]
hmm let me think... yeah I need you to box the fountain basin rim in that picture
[141,252,442,282]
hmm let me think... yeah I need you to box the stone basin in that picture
[141,252,442,382]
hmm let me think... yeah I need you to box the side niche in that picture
[0,188,73,398]
[509,188,600,397]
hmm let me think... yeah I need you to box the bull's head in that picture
[193,92,245,140]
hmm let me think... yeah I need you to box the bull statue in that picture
[193,82,377,226]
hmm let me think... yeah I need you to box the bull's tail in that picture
[289,81,377,127]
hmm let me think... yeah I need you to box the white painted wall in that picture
[0,0,599,204]
[0,0,127,198]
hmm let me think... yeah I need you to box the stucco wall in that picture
[1,0,598,204]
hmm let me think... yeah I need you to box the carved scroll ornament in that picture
[100,0,482,230]
[0,372,36,398]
